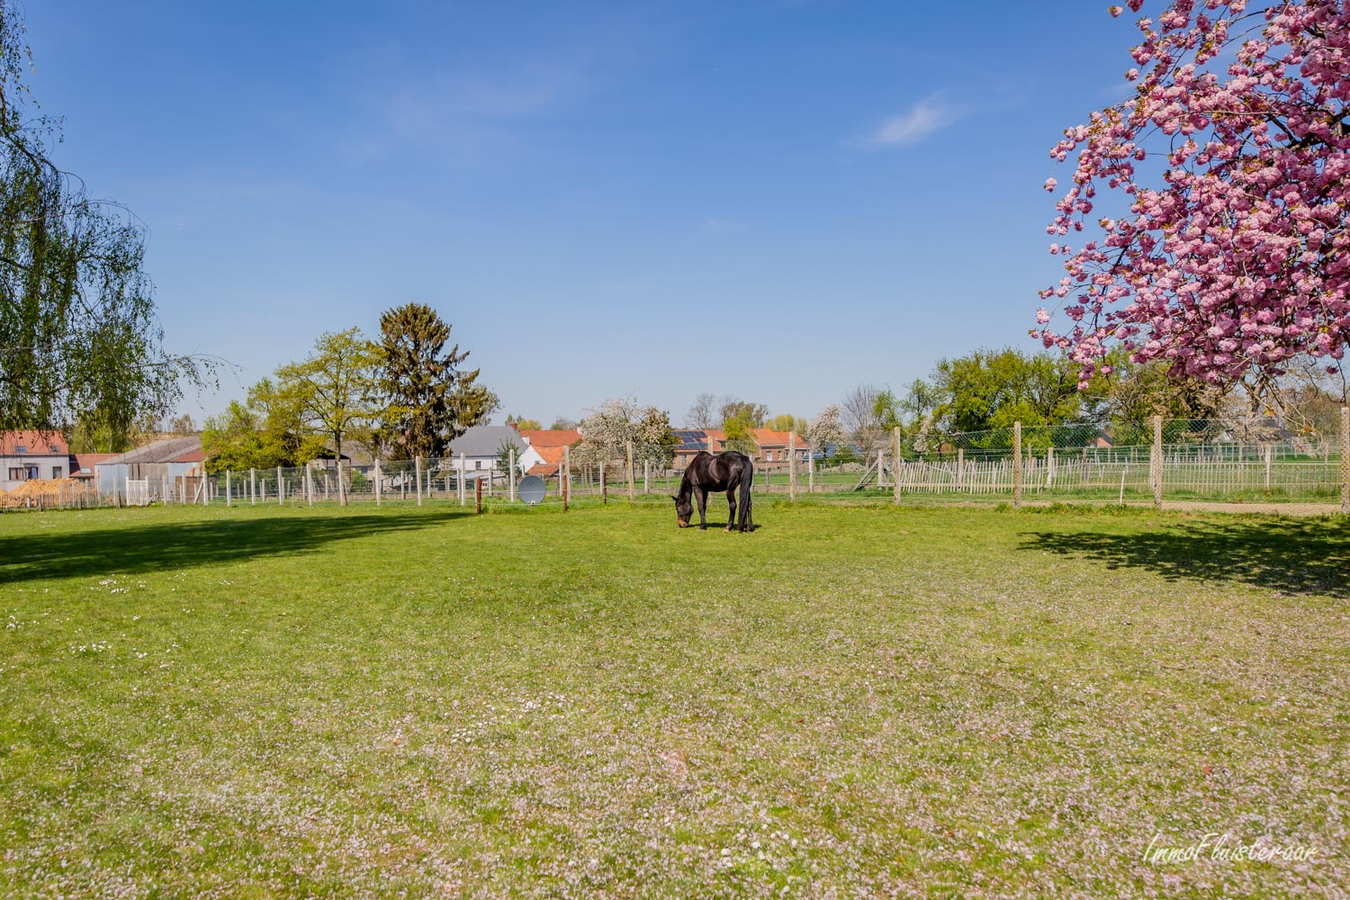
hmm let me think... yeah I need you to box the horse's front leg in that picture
[725,489,736,532]
[697,488,708,530]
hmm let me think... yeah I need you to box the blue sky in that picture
[28,1,1138,427]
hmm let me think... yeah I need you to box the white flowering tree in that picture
[805,404,846,459]
[576,395,678,469]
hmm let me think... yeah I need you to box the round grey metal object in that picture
[517,474,546,506]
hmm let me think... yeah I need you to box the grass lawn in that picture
[1,501,1346,897]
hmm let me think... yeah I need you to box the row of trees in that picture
[680,344,1347,466]
[202,304,496,473]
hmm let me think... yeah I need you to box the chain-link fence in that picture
[10,412,1350,512]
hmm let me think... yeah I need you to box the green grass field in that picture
[1,501,1346,897]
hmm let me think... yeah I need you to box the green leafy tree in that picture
[0,2,206,437]
[201,378,322,473]
[493,438,526,478]
[276,328,382,469]
[169,414,197,435]
[1100,355,1222,445]
[929,348,1096,434]
[718,399,767,431]
[505,414,541,430]
[377,303,495,459]
[722,409,757,444]
[766,413,807,435]
[66,409,158,454]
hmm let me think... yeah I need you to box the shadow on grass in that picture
[1021,518,1350,599]
[0,509,467,585]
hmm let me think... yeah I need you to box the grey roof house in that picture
[445,426,543,479]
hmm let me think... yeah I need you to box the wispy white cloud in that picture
[859,94,966,149]
[704,217,749,234]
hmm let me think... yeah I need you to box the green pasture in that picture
[1,501,1346,896]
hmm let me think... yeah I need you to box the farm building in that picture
[0,431,71,491]
[446,426,543,481]
[94,436,209,502]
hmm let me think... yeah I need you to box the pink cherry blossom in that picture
[1038,0,1350,387]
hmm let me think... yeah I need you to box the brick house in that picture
[1,431,71,491]
[750,429,810,471]
[671,429,725,469]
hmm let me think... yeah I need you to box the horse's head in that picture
[672,494,692,528]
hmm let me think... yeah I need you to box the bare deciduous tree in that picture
[685,393,719,429]
[840,384,884,464]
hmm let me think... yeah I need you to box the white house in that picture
[445,426,543,480]
[1,431,71,491]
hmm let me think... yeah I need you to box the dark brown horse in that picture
[673,450,754,532]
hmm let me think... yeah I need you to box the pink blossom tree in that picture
[1035,0,1349,396]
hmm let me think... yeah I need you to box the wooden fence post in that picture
[808,449,815,494]
[601,460,607,504]
[337,459,348,507]
[249,468,256,505]
[277,466,284,506]
[458,454,466,506]
[375,459,382,506]
[1341,406,1349,515]
[476,476,482,514]
[509,447,517,502]
[1013,422,1023,509]
[226,470,232,507]
[626,441,635,501]
[644,459,650,494]
[563,445,570,512]
[1151,415,1164,510]
[305,462,313,507]
[1264,444,1273,492]
[893,426,902,504]
[415,456,423,507]
[788,433,798,502]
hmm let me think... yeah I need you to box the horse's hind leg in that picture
[725,489,736,531]
[697,488,708,530]
[739,476,753,532]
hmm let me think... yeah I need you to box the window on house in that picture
[25,466,37,479]
[14,445,26,454]
[8,467,23,481]
[475,460,483,470]
[52,466,63,479]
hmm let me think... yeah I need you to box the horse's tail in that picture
[738,456,753,531]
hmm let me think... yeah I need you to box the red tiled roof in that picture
[519,429,582,448]
[172,449,208,463]
[751,428,809,448]
[0,430,68,456]
[71,453,115,478]
[526,444,569,476]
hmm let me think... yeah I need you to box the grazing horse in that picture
[673,450,754,532]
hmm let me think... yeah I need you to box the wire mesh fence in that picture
[7,412,1349,512]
